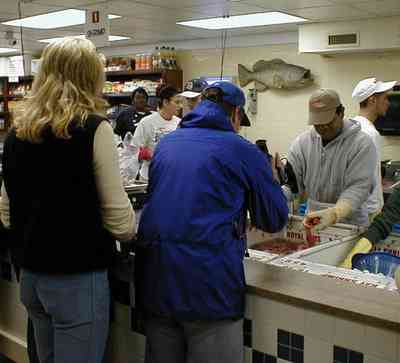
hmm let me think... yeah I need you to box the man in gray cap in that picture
[288,89,377,230]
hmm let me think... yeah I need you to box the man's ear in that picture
[231,107,241,132]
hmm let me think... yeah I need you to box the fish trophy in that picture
[238,59,313,92]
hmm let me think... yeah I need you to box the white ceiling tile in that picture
[105,1,205,22]
[0,13,17,23]
[327,0,373,5]
[1,0,398,54]
[134,0,225,9]
[240,0,333,10]
[290,5,374,20]
[229,23,299,33]
[33,0,101,7]
[351,0,400,15]
[182,2,269,17]
[0,2,63,20]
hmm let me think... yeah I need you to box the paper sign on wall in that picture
[84,6,110,48]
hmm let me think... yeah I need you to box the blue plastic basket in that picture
[352,252,400,278]
[393,224,400,234]
[298,203,307,216]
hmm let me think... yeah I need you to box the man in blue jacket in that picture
[136,81,288,363]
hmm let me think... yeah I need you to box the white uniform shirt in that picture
[132,112,180,181]
[353,115,384,214]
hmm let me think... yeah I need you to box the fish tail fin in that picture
[238,64,254,87]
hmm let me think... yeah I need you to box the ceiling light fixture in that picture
[177,11,307,30]
[38,35,130,44]
[2,9,121,29]
[0,48,19,54]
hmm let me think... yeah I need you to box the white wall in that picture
[178,44,400,160]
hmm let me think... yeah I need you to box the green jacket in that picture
[364,188,400,244]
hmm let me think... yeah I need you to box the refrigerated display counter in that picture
[243,216,400,363]
[1,215,400,363]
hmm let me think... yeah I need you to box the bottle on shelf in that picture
[171,47,177,69]
[166,47,173,70]
[134,54,140,71]
[146,53,152,70]
[157,47,162,69]
[160,46,166,69]
[141,54,146,71]
[152,47,159,70]
[138,54,142,71]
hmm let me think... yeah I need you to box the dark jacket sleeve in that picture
[364,188,400,244]
[0,220,9,257]
[114,109,136,139]
[243,145,289,233]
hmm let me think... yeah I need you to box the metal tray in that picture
[124,182,148,194]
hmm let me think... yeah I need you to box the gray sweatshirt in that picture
[288,118,377,226]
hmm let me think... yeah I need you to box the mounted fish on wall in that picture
[238,59,313,92]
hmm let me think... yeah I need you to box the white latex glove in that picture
[303,207,337,231]
[303,199,352,232]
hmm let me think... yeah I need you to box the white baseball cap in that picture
[352,77,396,103]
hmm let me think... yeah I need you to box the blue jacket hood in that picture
[180,100,235,132]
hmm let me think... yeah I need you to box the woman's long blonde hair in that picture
[14,38,107,143]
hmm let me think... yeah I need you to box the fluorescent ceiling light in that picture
[2,9,121,29]
[0,48,19,54]
[177,11,307,30]
[38,35,130,43]
[108,35,130,41]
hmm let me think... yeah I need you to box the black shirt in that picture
[114,106,151,139]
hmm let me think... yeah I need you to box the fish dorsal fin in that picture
[269,58,286,64]
[253,58,285,72]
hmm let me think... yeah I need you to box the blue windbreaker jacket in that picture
[136,100,288,320]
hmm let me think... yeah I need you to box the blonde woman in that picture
[0,38,135,363]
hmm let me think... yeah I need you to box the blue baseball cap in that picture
[206,81,246,107]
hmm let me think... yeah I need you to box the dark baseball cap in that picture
[179,78,208,98]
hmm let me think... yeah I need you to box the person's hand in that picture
[339,237,373,269]
[303,200,352,232]
[138,147,153,161]
[303,207,337,231]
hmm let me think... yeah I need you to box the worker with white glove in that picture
[303,199,352,231]
[340,187,400,268]
[288,89,377,231]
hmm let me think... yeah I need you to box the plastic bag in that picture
[119,132,141,186]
